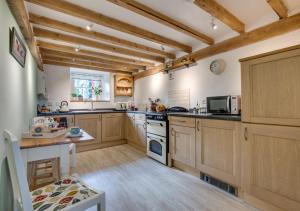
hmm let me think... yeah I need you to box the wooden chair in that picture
[3,130,105,211]
[27,157,61,191]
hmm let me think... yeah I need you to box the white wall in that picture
[0,1,38,210]
[135,29,300,109]
[42,65,132,110]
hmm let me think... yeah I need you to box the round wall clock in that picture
[209,59,226,75]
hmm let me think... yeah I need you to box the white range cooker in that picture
[146,107,188,165]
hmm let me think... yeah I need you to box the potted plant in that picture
[71,93,78,101]
[78,94,83,102]
[94,86,102,101]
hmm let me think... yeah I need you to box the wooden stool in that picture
[27,157,60,191]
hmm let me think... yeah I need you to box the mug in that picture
[69,127,81,135]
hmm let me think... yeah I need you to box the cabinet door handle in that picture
[244,127,248,141]
[171,128,175,136]
[197,120,200,131]
[143,123,146,129]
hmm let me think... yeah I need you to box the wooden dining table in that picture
[20,130,94,177]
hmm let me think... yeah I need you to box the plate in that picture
[65,131,83,138]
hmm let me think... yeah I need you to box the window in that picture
[70,69,110,101]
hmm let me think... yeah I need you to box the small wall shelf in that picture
[114,75,133,97]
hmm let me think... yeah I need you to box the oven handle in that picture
[147,135,164,143]
[147,122,164,127]
[227,96,231,113]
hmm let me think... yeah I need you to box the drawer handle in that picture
[176,120,186,123]
[197,120,200,131]
[244,127,248,141]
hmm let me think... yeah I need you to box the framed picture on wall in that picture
[9,27,26,67]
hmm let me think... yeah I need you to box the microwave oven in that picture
[206,95,241,115]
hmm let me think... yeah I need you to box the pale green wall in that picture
[0,0,38,210]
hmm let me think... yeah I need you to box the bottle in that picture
[196,101,200,114]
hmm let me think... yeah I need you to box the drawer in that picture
[169,116,195,128]
[135,113,145,121]
[102,113,124,118]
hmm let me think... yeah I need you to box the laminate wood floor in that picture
[73,144,257,211]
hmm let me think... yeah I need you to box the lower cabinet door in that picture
[75,114,101,145]
[170,125,196,168]
[242,123,300,211]
[196,119,241,186]
[102,113,124,142]
[125,114,136,143]
[135,120,147,148]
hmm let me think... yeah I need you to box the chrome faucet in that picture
[90,101,95,111]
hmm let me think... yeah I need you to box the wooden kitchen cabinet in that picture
[241,123,300,211]
[195,119,241,187]
[102,113,125,142]
[126,113,147,151]
[169,124,196,168]
[125,113,136,143]
[74,114,101,146]
[241,47,300,126]
[135,120,146,148]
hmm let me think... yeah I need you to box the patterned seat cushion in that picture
[31,175,98,211]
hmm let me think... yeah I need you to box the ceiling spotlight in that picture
[161,45,165,51]
[211,17,218,30]
[86,23,93,31]
[75,46,80,52]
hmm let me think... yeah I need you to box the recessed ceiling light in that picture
[211,17,218,30]
[86,23,93,31]
[75,47,80,52]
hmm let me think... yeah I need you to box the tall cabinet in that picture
[240,45,300,211]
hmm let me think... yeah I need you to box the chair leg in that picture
[70,143,76,167]
[97,193,106,211]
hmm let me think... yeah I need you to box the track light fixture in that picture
[211,17,218,30]
[86,23,93,31]
[75,46,80,52]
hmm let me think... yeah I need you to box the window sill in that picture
[70,100,110,102]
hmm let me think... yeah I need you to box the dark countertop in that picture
[38,109,126,116]
[168,112,241,121]
[38,109,241,121]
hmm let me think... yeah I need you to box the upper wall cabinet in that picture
[241,46,300,126]
[114,75,133,97]
[37,70,47,98]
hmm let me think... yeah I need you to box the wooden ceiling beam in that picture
[6,0,43,69]
[43,60,132,75]
[193,0,245,34]
[25,0,192,53]
[267,0,288,19]
[29,13,175,59]
[42,55,137,72]
[40,48,143,70]
[36,41,154,67]
[134,12,300,80]
[33,27,165,63]
[41,53,138,72]
[107,0,214,45]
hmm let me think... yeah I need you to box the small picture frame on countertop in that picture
[9,27,27,67]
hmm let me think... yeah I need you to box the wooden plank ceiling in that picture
[7,0,300,77]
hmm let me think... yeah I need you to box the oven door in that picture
[207,96,231,114]
[147,134,167,165]
[146,120,166,137]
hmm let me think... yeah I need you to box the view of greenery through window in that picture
[70,69,110,101]
[73,78,102,100]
